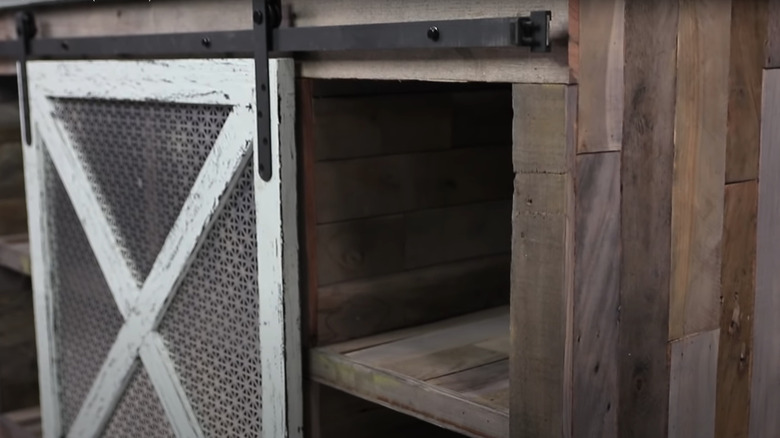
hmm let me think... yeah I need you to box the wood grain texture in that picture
[0,270,38,413]
[318,255,509,345]
[668,329,719,438]
[510,83,575,438]
[573,151,620,438]
[765,0,780,68]
[575,0,624,153]
[315,146,512,224]
[619,1,678,436]
[749,69,780,438]
[0,234,30,276]
[715,181,758,438]
[726,0,768,182]
[670,0,730,340]
[317,200,510,285]
[0,198,28,236]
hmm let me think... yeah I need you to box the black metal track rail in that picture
[1,7,551,181]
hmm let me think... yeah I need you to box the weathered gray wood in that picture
[315,147,512,224]
[749,68,780,438]
[668,329,719,438]
[510,83,575,438]
[311,308,510,438]
[429,359,509,412]
[318,256,509,345]
[619,1,678,436]
[573,151,620,438]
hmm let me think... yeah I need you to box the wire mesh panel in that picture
[24,59,299,438]
[158,163,262,437]
[43,150,125,431]
[51,99,231,286]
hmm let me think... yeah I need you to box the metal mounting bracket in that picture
[15,11,35,146]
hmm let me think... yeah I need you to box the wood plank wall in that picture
[558,0,779,437]
[304,81,514,347]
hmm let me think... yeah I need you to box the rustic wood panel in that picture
[726,0,768,182]
[0,234,29,276]
[619,1,678,436]
[668,329,719,438]
[510,83,575,438]
[317,200,510,285]
[311,307,509,437]
[575,0,624,153]
[0,269,37,412]
[749,68,780,438]
[765,0,780,68]
[313,95,452,161]
[715,181,758,438]
[315,146,512,224]
[429,359,509,412]
[670,0,730,340]
[573,151,620,438]
[318,255,509,345]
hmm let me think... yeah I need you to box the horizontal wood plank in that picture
[317,200,511,285]
[429,359,510,412]
[315,146,512,224]
[318,256,509,345]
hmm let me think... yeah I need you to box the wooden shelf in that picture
[0,234,29,276]
[311,306,509,438]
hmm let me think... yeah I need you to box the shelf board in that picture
[311,306,509,438]
[0,234,29,276]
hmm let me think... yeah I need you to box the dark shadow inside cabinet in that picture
[298,78,513,438]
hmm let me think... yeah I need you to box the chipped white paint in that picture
[22,87,61,438]
[24,59,301,438]
[140,332,204,438]
[255,59,302,438]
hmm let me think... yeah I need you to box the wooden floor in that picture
[0,234,29,276]
[311,307,509,438]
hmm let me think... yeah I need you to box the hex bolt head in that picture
[427,26,440,41]
[253,10,264,25]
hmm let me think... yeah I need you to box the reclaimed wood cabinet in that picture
[3,0,780,437]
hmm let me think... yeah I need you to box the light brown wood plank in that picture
[619,1,678,436]
[715,181,758,438]
[315,146,512,224]
[668,329,719,438]
[321,305,509,354]
[429,359,510,412]
[749,68,780,438]
[573,151,620,437]
[317,200,511,285]
[510,83,575,438]
[311,349,509,437]
[568,0,580,81]
[576,0,624,153]
[726,0,768,182]
[670,0,730,340]
[347,312,507,368]
[313,94,452,161]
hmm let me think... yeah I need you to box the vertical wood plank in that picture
[668,329,719,438]
[510,83,575,438]
[725,0,768,183]
[576,0,625,153]
[764,0,780,68]
[573,151,620,438]
[619,1,678,436]
[670,0,731,340]
[715,181,758,438]
[749,68,780,438]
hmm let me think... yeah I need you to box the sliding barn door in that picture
[22,59,301,438]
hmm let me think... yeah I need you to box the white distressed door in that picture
[22,59,301,438]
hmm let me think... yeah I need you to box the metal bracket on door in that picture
[2,4,552,181]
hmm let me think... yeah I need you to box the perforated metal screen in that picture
[51,99,232,286]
